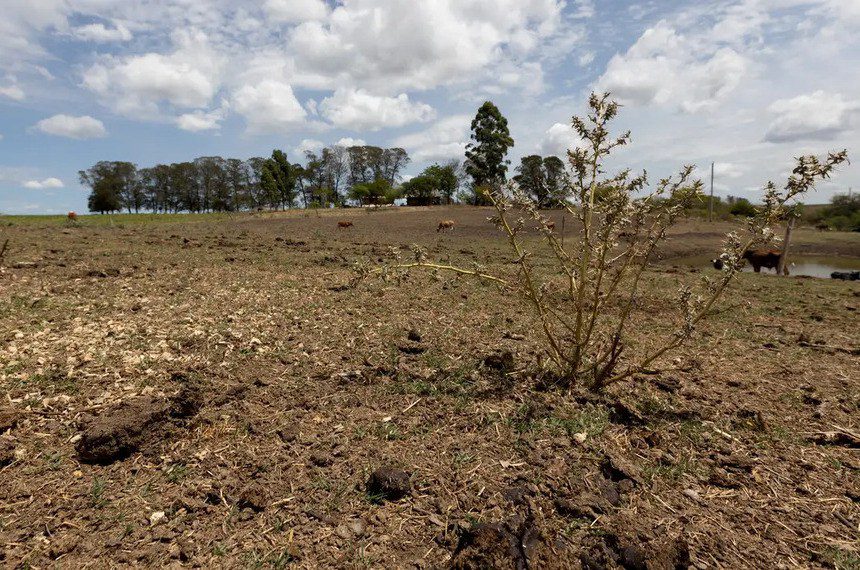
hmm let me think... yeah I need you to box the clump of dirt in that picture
[450,516,552,569]
[0,439,15,466]
[85,268,121,278]
[580,521,690,570]
[75,383,204,464]
[0,408,19,432]
[366,467,411,501]
[75,397,169,464]
[168,382,205,419]
[236,481,270,512]
[484,350,515,372]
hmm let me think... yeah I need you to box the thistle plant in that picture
[360,92,847,391]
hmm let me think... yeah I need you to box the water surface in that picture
[669,255,860,279]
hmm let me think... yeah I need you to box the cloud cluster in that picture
[319,89,435,131]
[264,0,329,23]
[82,29,222,117]
[394,115,471,162]
[34,114,107,139]
[765,91,859,143]
[232,80,307,134]
[32,0,573,134]
[24,177,64,189]
[595,21,748,113]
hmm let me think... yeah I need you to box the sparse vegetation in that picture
[368,93,848,391]
[0,187,857,568]
[813,192,860,231]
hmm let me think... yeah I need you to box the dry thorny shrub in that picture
[355,92,848,392]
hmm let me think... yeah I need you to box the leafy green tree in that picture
[349,179,399,205]
[380,148,411,185]
[79,161,137,214]
[464,101,514,204]
[730,197,756,217]
[265,149,298,209]
[170,162,199,212]
[543,156,566,205]
[424,162,460,204]
[400,162,461,204]
[400,175,438,201]
[817,192,860,231]
[260,164,279,209]
[514,155,567,208]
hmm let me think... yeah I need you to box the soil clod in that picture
[366,467,411,501]
[75,398,170,464]
[0,408,19,432]
[450,517,548,570]
[76,386,204,464]
[237,482,269,512]
[484,350,514,372]
[0,439,15,466]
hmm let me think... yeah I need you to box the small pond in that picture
[668,255,860,279]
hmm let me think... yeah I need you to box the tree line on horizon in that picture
[79,102,566,213]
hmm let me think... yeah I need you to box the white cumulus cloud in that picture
[176,103,228,132]
[319,89,435,131]
[595,22,748,113]
[539,122,584,156]
[81,29,222,117]
[394,115,470,162]
[24,177,64,189]
[294,138,325,155]
[334,137,366,147]
[232,80,307,133]
[288,0,567,92]
[264,0,329,23]
[765,91,859,143]
[34,114,107,139]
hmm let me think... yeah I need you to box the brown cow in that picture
[712,249,788,274]
[67,211,78,221]
[743,248,784,273]
[437,220,455,232]
[337,220,354,228]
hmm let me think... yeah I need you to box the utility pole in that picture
[708,162,714,222]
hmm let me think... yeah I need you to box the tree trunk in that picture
[777,217,795,276]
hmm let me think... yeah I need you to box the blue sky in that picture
[1,0,858,214]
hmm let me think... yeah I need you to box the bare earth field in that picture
[1,207,858,569]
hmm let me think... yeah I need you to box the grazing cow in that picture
[337,220,354,228]
[437,220,455,232]
[67,211,78,221]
